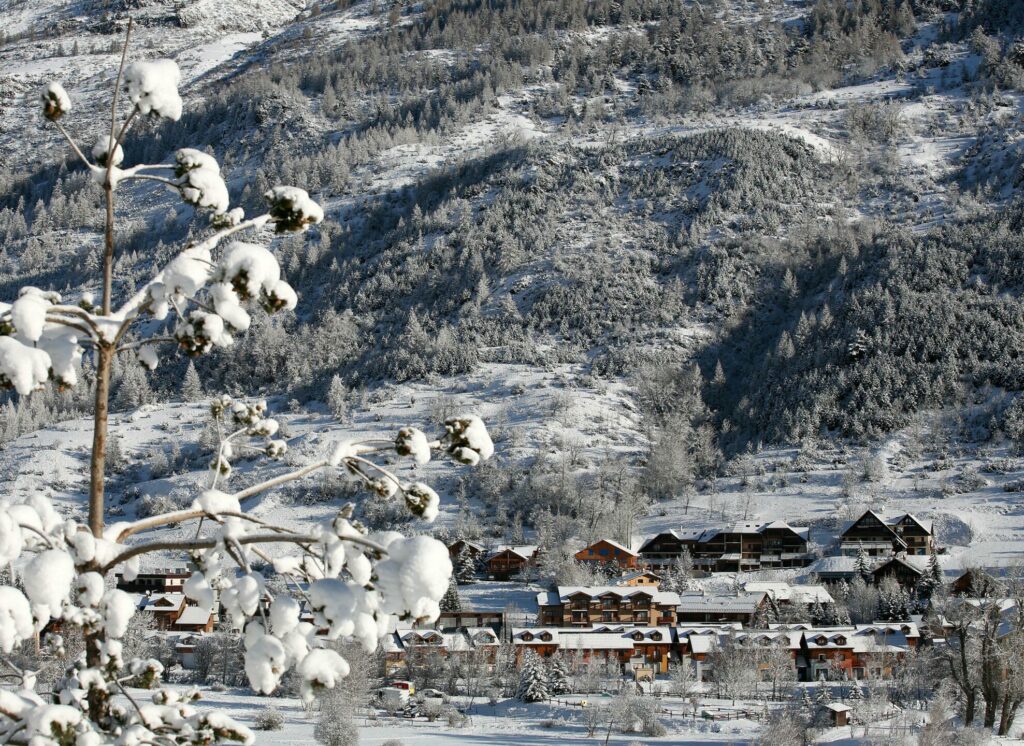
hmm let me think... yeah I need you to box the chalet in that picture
[808,555,861,583]
[951,568,1004,597]
[870,555,925,589]
[794,623,920,681]
[637,530,700,566]
[675,591,769,625]
[692,623,920,682]
[447,539,486,563]
[839,510,934,557]
[638,521,811,572]
[420,609,504,633]
[614,570,662,587]
[137,593,186,630]
[675,624,742,680]
[512,626,675,673]
[536,585,680,627]
[116,566,190,594]
[173,606,216,633]
[384,627,500,675]
[575,539,639,569]
[743,582,834,607]
[484,545,538,580]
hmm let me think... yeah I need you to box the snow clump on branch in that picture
[124,59,183,120]
[40,81,71,121]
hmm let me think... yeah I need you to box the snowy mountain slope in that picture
[1,0,1024,558]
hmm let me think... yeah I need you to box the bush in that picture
[314,702,359,746]
[254,707,284,731]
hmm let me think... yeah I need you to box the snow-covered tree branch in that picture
[0,25,493,746]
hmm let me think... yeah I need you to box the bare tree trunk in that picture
[84,21,133,726]
[88,344,112,537]
[964,689,976,727]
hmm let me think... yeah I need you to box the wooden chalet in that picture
[575,539,639,569]
[484,545,538,580]
[447,539,486,562]
[675,591,769,625]
[536,585,680,627]
[839,510,934,557]
[614,570,662,587]
[638,521,811,572]
[512,626,675,673]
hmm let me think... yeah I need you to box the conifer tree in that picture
[181,360,204,400]
[440,574,462,611]
[454,543,477,585]
[517,652,550,702]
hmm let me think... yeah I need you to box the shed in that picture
[825,702,851,727]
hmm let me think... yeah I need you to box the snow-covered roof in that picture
[676,591,767,614]
[512,626,673,650]
[175,606,214,626]
[827,703,852,713]
[808,555,859,574]
[546,585,680,605]
[487,545,538,561]
[744,582,834,605]
[581,538,638,555]
[614,570,662,585]
[139,593,186,612]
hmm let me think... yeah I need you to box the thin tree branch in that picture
[231,459,331,504]
[107,18,133,197]
[118,173,179,188]
[101,533,320,572]
[52,120,94,170]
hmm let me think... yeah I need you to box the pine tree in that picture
[440,574,461,612]
[115,360,153,411]
[454,544,477,585]
[181,361,203,401]
[517,652,550,702]
[815,684,832,705]
[854,547,873,580]
[327,374,350,422]
[547,656,570,695]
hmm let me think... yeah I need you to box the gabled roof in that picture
[548,585,679,606]
[676,591,767,614]
[486,545,537,561]
[175,606,214,626]
[884,513,932,535]
[744,582,834,605]
[871,555,924,576]
[140,593,186,612]
[614,570,662,585]
[841,510,902,540]
[580,538,638,556]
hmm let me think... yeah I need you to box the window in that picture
[521,633,533,642]
[599,548,609,556]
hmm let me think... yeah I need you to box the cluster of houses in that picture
[123,509,941,681]
[116,567,217,633]
[511,621,921,682]
[448,509,937,588]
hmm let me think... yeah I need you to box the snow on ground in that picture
[0,362,647,565]
[131,684,764,745]
[639,419,1024,576]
